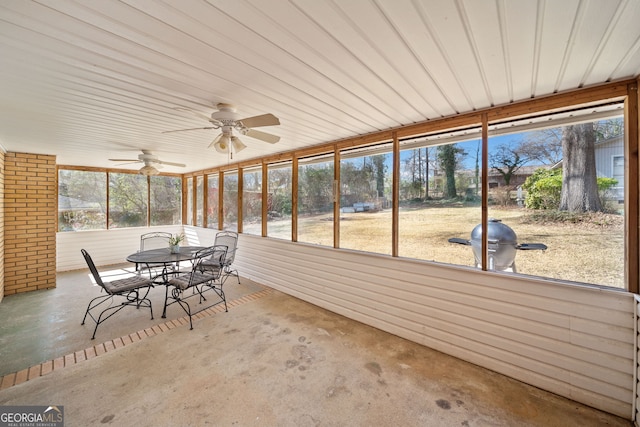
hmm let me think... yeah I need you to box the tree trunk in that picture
[559,123,602,212]
[424,148,430,200]
[417,148,423,198]
[475,142,479,196]
[439,145,457,199]
[444,167,457,198]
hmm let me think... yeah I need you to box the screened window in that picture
[58,170,107,231]
[196,175,204,227]
[150,176,182,226]
[207,173,219,229]
[298,155,334,246]
[108,173,148,228]
[92,99,625,291]
[59,169,182,230]
[339,145,392,254]
[243,166,262,236]
[399,129,482,266]
[223,171,239,232]
[267,162,292,240]
[484,105,625,288]
[186,177,193,226]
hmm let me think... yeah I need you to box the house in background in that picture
[487,165,545,189]
[596,134,625,201]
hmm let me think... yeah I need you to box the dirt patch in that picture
[521,210,624,229]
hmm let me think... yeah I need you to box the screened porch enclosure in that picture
[54,80,640,420]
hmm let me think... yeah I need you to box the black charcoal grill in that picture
[448,218,547,272]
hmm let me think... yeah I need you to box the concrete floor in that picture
[0,265,633,426]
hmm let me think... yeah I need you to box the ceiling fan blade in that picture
[173,107,224,127]
[173,107,212,122]
[239,113,280,128]
[245,128,280,144]
[162,126,217,134]
[109,158,141,163]
[156,160,186,167]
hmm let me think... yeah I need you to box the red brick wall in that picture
[0,151,4,301]
[4,153,56,295]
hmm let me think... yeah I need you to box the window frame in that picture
[57,167,183,230]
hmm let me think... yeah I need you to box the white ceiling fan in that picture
[163,103,280,155]
[109,150,186,176]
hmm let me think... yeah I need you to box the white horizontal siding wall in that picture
[634,295,640,423]
[57,227,635,418]
[231,233,634,419]
[595,136,623,178]
[57,225,184,271]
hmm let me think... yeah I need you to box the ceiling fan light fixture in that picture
[139,165,159,176]
[214,141,226,153]
[208,133,222,149]
[231,136,246,153]
[213,134,232,153]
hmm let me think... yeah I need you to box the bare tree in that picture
[595,118,623,140]
[401,149,421,199]
[371,154,387,198]
[401,147,434,200]
[490,144,528,186]
[474,142,480,196]
[518,128,563,165]
[559,123,602,212]
[424,147,430,200]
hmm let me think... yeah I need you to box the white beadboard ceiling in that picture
[1,0,639,174]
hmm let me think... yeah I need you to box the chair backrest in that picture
[214,231,238,266]
[192,245,228,281]
[81,249,107,291]
[140,232,172,251]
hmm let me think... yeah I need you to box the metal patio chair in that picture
[203,230,240,285]
[137,231,173,276]
[161,245,228,330]
[81,249,154,340]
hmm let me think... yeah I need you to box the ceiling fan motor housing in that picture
[139,152,158,162]
[211,103,239,125]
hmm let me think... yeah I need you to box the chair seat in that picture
[103,275,153,294]
[200,259,223,272]
[168,271,217,291]
[161,245,228,329]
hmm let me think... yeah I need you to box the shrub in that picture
[597,177,618,192]
[523,168,620,210]
[523,168,562,210]
[490,186,514,206]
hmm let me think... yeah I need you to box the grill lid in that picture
[470,218,517,244]
[448,218,547,272]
